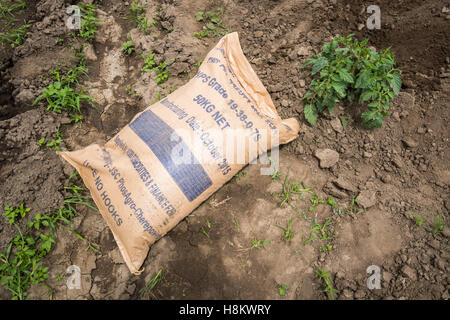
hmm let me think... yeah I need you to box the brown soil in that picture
[0,0,449,300]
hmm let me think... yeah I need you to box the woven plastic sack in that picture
[59,32,300,274]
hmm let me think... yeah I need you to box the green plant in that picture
[238,237,271,252]
[278,284,288,296]
[141,52,174,84]
[0,177,97,300]
[232,214,240,231]
[345,198,363,215]
[276,217,296,242]
[33,53,95,120]
[141,52,156,74]
[129,0,156,34]
[302,218,335,252]
[270,170,280,180]
[194,59,203,68]
[0,20,29,47]
[302,34,402,128]
[319,243,333,252]
[234,170,247,180]
[413,215,423,227]
[121,39,135,55]
[139,269,163,298]
[45,126,63,151]
[309,194,336,212]
[154,59,174,84]
[37,138,46,147]
[55,38,63,45]
[4,204,30,225]
[193,8,230,39]
[431,213,444,234]
[276,173,314,208]
[0,0,25,18]
[315,268,338,300]
[78,2,100,40]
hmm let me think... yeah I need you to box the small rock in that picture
[429,239,440,250]
[254,31,264,38]
[442,226,450,238]
[401,265,417,281]
[383,271,393,284]
[314,148,340,168]
[357,190,376,209]
[392,112,400,121]
[342,288,353,299]
[402,138,418,148]
[333,176,358,192]
[357,24,365,31]
[83,43,97,61]
[15,89,35,106]
[417,127,426,134]
[297,46,312,57]
[330,117,343,133]
[363,151,373,158]
[126,283,136,295]
[299,79,305,87]
[392,155,404,168]
[381,174,392,183]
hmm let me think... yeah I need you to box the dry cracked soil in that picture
[0,0,449,300]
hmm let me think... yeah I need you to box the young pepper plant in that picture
[302,34,402,128]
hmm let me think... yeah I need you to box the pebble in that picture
[330,117,343,133]
[402,138,418,148]
[401,265,417,281]
[363,151,373,158]
[314,148,340,168]
[254,31,264,38]
[357,190,376,209]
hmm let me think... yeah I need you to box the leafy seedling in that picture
[238,238,271,252]
[0,20,29,47]
[431,213,444,234]
[302,34,402,128]
[121,40,135,55]
[315,268,338,300]
[193,8,230,39]
[276,217,296,242]
[45,126,63,151]
[278,285,288,296]
[139,269,163,298]
[129,0,156,34]
[413,215,423,227]
[4,204,30,225]
[0,178,97,300]
[344,198,363,215]
[78,3,100,41]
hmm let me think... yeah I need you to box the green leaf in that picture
[359,90,375,103]
[388,72,402,95]
[355,70,371,89]
[338,69,354,83]
[332,81,346,98]
[304,104,318,126]
[312,56,328,75]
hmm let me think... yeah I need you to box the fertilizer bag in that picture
[58,32,300,274]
